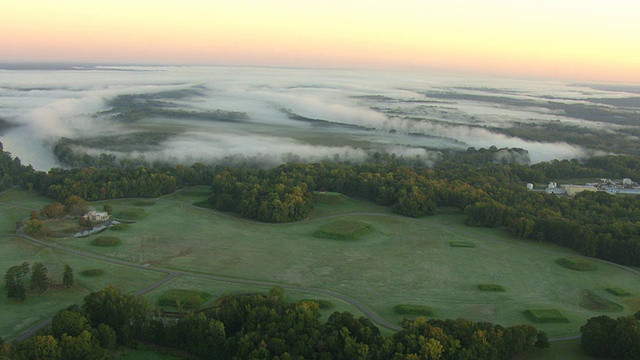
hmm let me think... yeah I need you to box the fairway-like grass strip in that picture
[606,287,632,297]
[313,191,351,205]
[300,299,333,309]
[394,304,434,316]
[114,208,147,220]
[523,309,570,323]
[81,269,104,277]
[579,290,623,312]
[157,289,212,310]
[133,200,155,206]
[556,257,598,271]
[478,284,506,292]
[313,220,374,240]
[109,224,130,232]
[90,236,122,247]
[450,241,475,248]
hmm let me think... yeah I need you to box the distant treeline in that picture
[0,286,548,359]
[4,141,640,265]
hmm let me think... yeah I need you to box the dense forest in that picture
[0,286,548,359]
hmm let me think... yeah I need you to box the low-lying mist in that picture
[1,65,638,170]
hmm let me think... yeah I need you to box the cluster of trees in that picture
[22,166,177,202]
[208,167,314,222]
[580,312,640,359]
[0,141,34,191]
[3,262,73,301]
[1,286,547,359]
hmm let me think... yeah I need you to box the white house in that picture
[84,211,110,222]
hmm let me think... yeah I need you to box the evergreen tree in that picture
[63,265,74,287]
[30,262,48,293]
[4,262,29,301]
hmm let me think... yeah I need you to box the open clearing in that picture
[4,186,640,343]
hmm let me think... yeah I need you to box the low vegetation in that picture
[300,299,333,309]
[394,304,434,316]
[157,289,212,310]
[579,289,623,312]
[90,236,122,247]
[313,220,374,240]
[556,257,598,271]
[133,200,155,206]
[450,241,475,248]
[524,309,570,323]
[478,284,506,292]
[606,287,632,297]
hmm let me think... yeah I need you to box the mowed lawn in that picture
[34,188,640,337]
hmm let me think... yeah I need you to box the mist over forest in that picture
[1,65,639,170]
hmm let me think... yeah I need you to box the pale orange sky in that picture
[1,0,639,82]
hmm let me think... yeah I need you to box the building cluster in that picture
[528,178,640,196]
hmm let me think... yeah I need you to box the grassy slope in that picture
[4,186,640,359]
[0,189,166,340]
[50,188,640,339]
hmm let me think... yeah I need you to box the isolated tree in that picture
[41,202,67,219]
[103,204,113,214]
[30,262,48,292]
[63,265,74,287]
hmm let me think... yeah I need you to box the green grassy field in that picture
[43,189,640,340]
[4,186,640,360]
[0,239,166,340]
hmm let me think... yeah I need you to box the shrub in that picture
[478,284,506,292]
[394,304,434,316]
[157,289,212,310]
[450,241,475,248]
[91,236,122,247]
[523,309,570,323]
[300,299,333,309]
[81,269,104,276]
[313,220,373,240]
[556,257,598,271]
[579,289,623,312]
[605,287,631,297]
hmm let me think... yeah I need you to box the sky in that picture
[1,0,639,82]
